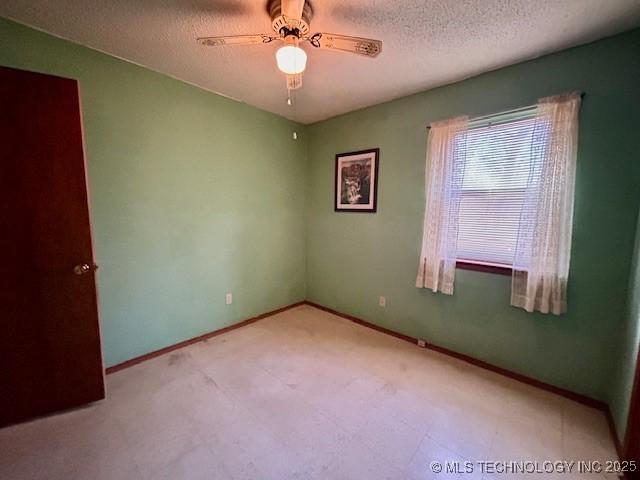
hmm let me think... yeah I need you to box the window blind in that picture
[455,107,541,267]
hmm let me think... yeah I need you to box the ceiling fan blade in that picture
[281,0,305,21]
[308,33,382,58]
[198,34,277,47]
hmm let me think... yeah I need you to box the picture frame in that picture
[334,148,379,213]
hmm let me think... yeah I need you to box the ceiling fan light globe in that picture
[276,46,307,74]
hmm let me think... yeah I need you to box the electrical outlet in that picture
[417,339,427,348]
[379,296,386,307]
[225,293,233,305]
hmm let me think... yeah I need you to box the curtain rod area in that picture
[426,92,585,129]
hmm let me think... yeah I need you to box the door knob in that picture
[73,263,92,275]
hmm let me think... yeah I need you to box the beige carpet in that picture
[0,305,618,479]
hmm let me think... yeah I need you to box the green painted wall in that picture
[611,210,640,441]
[306,28,640,414]
[0,18,307,367]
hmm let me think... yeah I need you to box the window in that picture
[454,109,538,269]
[416,93,580,314]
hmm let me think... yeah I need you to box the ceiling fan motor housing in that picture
[269,0,313,38]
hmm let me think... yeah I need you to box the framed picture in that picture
[334,148,379,212]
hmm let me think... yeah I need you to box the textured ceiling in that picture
[2,1,640,124]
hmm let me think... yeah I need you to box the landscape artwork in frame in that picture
[334,148,379,212]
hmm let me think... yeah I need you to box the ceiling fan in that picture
[197,0,382,92]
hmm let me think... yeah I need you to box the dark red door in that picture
[0,66,105,427]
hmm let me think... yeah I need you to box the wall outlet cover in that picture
[379,296,386,307]
[225,293,233,305]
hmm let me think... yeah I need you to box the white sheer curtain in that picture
[511,92,582,314]
[416,117,468,294]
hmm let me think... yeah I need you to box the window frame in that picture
[456,260,512,275]
[451,106,538,275]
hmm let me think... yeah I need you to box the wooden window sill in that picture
[456,260,512,276]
